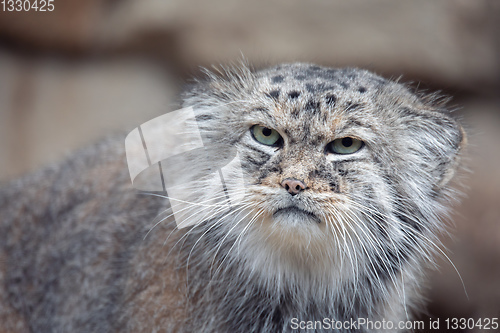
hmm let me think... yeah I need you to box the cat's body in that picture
[0,63,465,332]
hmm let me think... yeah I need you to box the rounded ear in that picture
[402,109,466,190]
[438,122,466,188]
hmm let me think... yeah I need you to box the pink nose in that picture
[281,178,306,195]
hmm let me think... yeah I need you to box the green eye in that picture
[327,137,363,154]
[251,125,282,146]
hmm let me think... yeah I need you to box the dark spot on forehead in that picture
[358,86,367,93]
[266,90,280,100]
[325,94,337,106]
[272,75,284,83]
[288,91,301,99]
[305,99,321,112]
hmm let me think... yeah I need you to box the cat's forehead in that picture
[255,63,388,98]
[249,64,392,132]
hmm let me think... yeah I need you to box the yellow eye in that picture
[251,125,282,146]
[328,137,363,154]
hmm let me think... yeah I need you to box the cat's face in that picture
[230,68,401,262]
[184,63,464,279]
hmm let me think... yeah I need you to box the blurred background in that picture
[0,0,499,331]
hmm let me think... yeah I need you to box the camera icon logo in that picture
[125,107,245,228]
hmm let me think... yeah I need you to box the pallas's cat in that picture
[0,63,465,332]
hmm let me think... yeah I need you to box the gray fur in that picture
[0,63,465,332]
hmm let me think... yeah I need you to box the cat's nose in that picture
[281,178,306,196]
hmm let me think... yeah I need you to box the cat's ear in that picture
[402,109,466,190]
[435,118,466,189]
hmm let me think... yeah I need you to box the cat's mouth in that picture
[272,206,321,224]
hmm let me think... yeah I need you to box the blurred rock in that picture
[1,0,499,93]
[0,50,178,181]
[0,0,108,53]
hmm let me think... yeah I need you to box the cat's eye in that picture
[251,125,282,146]
[327,137,363,154]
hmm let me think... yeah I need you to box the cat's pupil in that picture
[342,137,353,147]
[262,128,272,136]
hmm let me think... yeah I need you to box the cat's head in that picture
[181,63,466,283]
